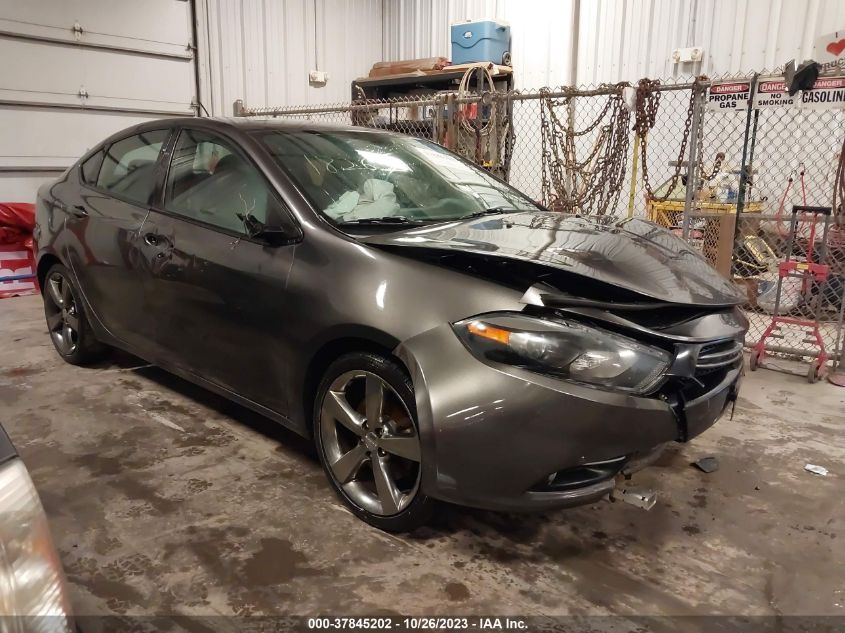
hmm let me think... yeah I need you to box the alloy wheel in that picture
[44,272,80,355]
[319,370,421,516]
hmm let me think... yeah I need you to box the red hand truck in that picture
[749,205,833,383]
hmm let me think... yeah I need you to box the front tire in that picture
[42,263,106,365]
[313,352,434,532]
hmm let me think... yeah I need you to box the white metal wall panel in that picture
[1,38,194,112]
[0,0,196,203]
[577,0,845,84]
[0,109,159,170]
[382,0,455,65]
[0,0,192,58]
[262,0,308,107]
[382,0,578,89]
[198,0,384,114]
[317,0,384,99]
[384,0,845,86]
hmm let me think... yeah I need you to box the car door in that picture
[138,126,299,413]
[64,129,172,353]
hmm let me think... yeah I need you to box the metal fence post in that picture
[434,93,445,146]
[832,281,845,371]
[733,74,760,237]
[682,82,705,240]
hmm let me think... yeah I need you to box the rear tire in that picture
[313,352,434,532]
[42,263,107,366]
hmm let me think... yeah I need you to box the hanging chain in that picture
[540,83,631,215]
[695,103,725,183]
[634,76,711,203]
[700,151,725,182]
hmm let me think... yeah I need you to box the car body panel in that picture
[396,321,740,511]
[137,208,299,411]
[0,423,16,467]
[554,305,749,343]
[279,231,528,429]
[65,187,158,352]
[683,368,742,440]
[360,213,746,306]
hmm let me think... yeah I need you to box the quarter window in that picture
[96,130,169,205]
[164,129,280,234]
[80,149,104,186]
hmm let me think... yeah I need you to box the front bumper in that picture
[396,324,741,512]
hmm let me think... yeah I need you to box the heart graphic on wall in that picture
[826,38,845,57]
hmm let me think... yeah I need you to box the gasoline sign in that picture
[800,76,845,110]
[706,80,751,111]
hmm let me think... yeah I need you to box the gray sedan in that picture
[34,118,746,531]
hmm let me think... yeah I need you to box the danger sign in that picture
[754,77,797,109]
[753,75,845,110]
[800,76,845,110]
[706,81,751,111]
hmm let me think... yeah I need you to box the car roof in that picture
[130,116,390,136]
[86,116,407,163]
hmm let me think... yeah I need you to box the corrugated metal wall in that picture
[382,0,845,88]
[577,0,845,84]
[196,0,383,115]
[383,0,578,88]
[200,0,845,110]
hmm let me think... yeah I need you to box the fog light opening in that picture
[533,456,627,492]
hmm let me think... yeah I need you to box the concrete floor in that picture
[1,294,843,621]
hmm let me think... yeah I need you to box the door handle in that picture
[69,205,88,218]
[144,233,160,246]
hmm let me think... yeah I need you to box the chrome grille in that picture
[696,340,743,372]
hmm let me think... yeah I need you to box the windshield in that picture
[256,129,540,224]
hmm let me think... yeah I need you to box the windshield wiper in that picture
[459,207,521,220]
[338,216,419,225]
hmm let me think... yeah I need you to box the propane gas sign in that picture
[706,81,751,111]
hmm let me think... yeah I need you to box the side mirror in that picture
[238,213,301,246]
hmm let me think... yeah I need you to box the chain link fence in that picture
[234,72,845,367]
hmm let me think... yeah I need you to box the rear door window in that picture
[97,130,169,206]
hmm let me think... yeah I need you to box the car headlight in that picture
[453,313,671,394]
[0,458,73,632]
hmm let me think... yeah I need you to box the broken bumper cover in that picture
[396,324,740,512]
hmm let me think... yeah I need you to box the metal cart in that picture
[749,205,834,382]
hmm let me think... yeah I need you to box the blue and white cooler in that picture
[450,20,512,66]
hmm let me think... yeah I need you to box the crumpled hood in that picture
[360,212,746,306]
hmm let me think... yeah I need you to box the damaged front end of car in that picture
[518,280,747,441]
[394,292,745,511]
[377,215,747,512]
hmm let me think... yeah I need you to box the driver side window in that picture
[165,129,273,233]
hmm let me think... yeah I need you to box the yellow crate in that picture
[646,199,764,277]
[647,199,764,228]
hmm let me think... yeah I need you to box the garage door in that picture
[0,0,197,202]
